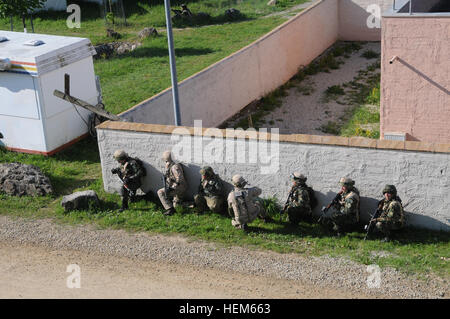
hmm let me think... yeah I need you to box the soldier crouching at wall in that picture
[227,175,273,231]
[111,150,146,212]
[157,150,188,216]
[374,185,405,242]
[194,166,226,215]
[320,177,360,236]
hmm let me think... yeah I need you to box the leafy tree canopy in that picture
[0,0,45,19]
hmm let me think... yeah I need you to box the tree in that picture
[0,0,45,32]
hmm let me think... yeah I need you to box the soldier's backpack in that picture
[133,157,147,177]
[234,190,249,218]
[306,186,318,209]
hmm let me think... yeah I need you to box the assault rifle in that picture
[162,174,169,193]
[111,168,135,197]
[318,192,342,223]
[321,192,342,214]
[364,201,384,240]
[280,187,295,215]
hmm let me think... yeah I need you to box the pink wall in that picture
[381,16,450,143]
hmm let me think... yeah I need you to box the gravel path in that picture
[0,215,447,299]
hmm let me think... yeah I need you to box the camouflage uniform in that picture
[157,151,188,215]
[194,166,225,214]
[111,150,145,211]
[324,177,360,233]
[227,175,270,230]
[286,173,312,224]
[375,185,405,237]
[181,4,193,17]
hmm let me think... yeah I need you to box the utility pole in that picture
[164,0,181,126]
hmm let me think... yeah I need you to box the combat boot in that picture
[119,197,129,212]
[263,216,274,223]
[163,207,176,216]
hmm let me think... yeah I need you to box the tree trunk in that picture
[22,15,27,33]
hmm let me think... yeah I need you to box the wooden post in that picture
[65,74,71,96]
[53,90,122,122]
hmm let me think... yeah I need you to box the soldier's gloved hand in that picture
[111,168,119,175]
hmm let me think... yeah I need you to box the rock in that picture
[138,27,158,39]
[106,28,121,39]
[0,163,53,197]
[94,41,142,59]
[267,0,277,5]
[61,190,99,212]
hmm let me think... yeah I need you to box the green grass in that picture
[95,17,287,114]
[1,0,309,41]
[1,4,448,280]
[1,0,308,115]
[1,139,449,279]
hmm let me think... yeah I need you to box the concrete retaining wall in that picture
[120,0,340,127]
[97,122,450,232]
[120,0,398,129]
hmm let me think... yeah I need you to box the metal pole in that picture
[409,0,412,15]
[10,16,13,31]
[164,0,181,126]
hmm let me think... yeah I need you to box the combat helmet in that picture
[383,184,397,196]
[339,177,355,187]
[200,166,214,177]
[113,150,128,161]
[290,172,307,183]
[162,150,173,162]
[232,174,247,188]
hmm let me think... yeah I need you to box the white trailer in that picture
[0,31,98,155]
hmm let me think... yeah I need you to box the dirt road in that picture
[0,241,371,299]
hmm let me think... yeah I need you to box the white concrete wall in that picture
[120,0,340,127]
[338,0,394,41]
[97,126,450,232]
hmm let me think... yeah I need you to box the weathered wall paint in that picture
[97,125,450,232]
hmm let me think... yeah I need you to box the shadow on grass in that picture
[172,13,253,28]
[244,216,450,245]
[52,137,100,164]
[51,176,99,197]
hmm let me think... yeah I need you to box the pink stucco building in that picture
[381,0,450,143]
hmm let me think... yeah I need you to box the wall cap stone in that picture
[96,121,450,154]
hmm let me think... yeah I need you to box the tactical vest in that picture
[340,189,360,222]
[234,189,250,218]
